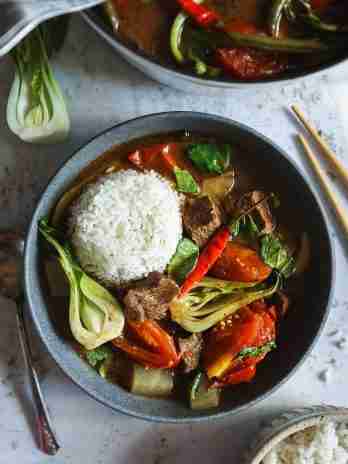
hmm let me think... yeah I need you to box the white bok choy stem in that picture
[7,27,70,144]
[39,219,124,350]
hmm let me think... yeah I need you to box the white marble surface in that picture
[1,15,348,464]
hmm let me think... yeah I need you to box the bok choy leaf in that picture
[7,25,70,144]
[170,276,279,333]
[39,218,124,350]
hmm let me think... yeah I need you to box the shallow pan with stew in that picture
[24,112,333,422]
[81,7,348,94]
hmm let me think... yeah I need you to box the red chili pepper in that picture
[112,320,181,369]
[179,226,230,297]
[176,0,221,27]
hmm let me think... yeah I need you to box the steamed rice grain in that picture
[69,169,182,285]
[263,421,348,464]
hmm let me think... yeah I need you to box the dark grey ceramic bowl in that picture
[82,8,348,94]
[24,112,333,422]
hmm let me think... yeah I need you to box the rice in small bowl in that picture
[246,406,348,464]
[69,169,182,285]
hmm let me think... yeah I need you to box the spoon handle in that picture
[16,300,60,455]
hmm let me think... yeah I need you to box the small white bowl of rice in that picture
[246,406,348,464]
[68,169,182,285]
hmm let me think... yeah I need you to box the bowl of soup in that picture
[82,1,348,92]
[24,112,333,421]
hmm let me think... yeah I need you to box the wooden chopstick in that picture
[291,104,348,192]
[298,133,348,237]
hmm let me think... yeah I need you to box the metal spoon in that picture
[0,0,104,57]
[0,232,60,455]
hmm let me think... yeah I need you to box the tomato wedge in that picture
[210,241,272,283]
[215,19,287,80]
[128,144,169,169]
[112,320,180,369]
[127,142,194,178]
[204,301,277,385]
[216,48,287,80]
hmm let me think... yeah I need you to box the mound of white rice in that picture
[69,169,182,284]
[263,421,348,464]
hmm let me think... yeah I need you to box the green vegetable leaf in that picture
[174,168,200,194]
[260,234,296,278]
[231,215,260,241]
[168,238,199,283]
[7,26,70,144]
[188,143,231,174]
[190,372,204,402]
[237,341,276,361]
[85,344,113,368]
[39,218,125,350]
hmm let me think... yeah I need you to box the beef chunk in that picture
[183,196,222,248]
[226,190,275,234]
[114,0,174,57]
[178,333,203,373]
[124,272,179,322]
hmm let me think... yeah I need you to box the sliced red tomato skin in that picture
[211,364,257,388]
[216,48,287,81]
[113,320,180,369]
[210,241,272,283]
[204,302,277,384]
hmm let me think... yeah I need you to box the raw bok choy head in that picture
[39,219,124,350]
[7,25,70,144]
[170,276,280,333]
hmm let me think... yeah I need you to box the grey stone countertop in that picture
[1,15,348,464]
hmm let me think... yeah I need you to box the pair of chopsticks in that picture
[291,105,348,236]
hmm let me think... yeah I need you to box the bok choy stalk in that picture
[39,219,124,350]
[170,276,279,333]
[7,24,70,144]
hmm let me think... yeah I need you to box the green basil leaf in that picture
[174,168,200,194]
[187,143,232,174]
[231,215,260,241]
[237,341,276,361]
[260,234,296,278]
[85,344,113,368]
[168,238,199,283]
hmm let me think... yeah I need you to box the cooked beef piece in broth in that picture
[124,272,179,322]
[112,0,176,56]
[183,196,222,248]
[178,333,203,373]
[225,190,275,234]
